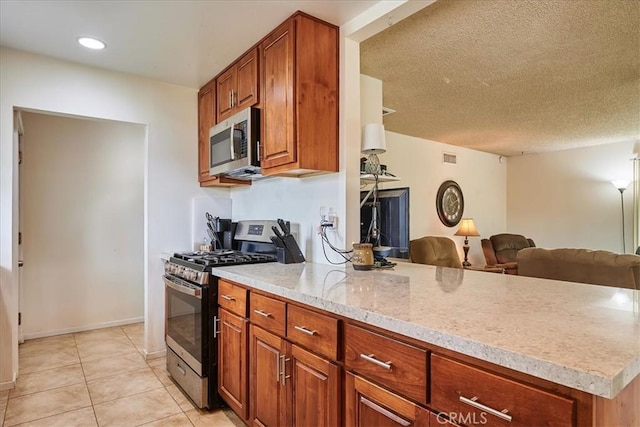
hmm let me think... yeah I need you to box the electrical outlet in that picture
[327,213,338,230]
[319,207,337,231]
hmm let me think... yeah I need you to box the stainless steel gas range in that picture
[163,220,279,409]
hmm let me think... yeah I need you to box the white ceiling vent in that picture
[443,152,457,164]
[382,106,396,116]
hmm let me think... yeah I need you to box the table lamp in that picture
[454,218,480,267]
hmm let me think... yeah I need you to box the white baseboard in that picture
[0,373,17,391]
[23,316,144,340]
[144,348,166,360]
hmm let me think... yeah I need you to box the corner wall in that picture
[507,141,637,252]
[0,47,230,388]
[380,132,507,265]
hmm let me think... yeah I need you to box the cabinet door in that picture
[216,67,236,123]
[289,344,340,427]
[218,308,248,420]
[198,87,215,182]
[250,325,287,427]
[260,19,296,169]
[345,372,429,427]
[236,49,258,110]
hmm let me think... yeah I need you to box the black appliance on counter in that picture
[163,220,281,409]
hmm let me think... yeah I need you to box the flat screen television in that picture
[360,187,410,259]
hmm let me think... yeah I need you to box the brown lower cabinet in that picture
[249,325,340,427]
[215,279,639,426]
[249,325,286,427]
[218,308,249,421]
[345,372,430,427]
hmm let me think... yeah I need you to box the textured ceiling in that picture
[361,0,640,157]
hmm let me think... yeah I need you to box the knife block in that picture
[277,247,296,264]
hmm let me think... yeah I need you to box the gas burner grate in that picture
[172,250,276,268]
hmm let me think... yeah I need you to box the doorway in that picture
[18,111,145,339]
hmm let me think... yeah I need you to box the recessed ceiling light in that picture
[77,37,106,50]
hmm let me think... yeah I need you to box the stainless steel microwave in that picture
[209,107,261,179]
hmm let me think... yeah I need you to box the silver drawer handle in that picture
[360,353,392,370]
[460,396,512,422]
[294,325,316,336]
[176,363,186,376]
[221,295,235,301]
[254,309,271,318]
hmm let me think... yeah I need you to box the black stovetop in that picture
[171,250,277,270]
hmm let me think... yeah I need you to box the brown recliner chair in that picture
[481,233,535,275]
[409,236,462,268]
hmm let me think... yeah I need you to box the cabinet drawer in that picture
[250,293,286,336]
[344,324,428,405]
[218,280,247,317]
[167,348,207,409]
[287,304,338,360]
[431,354,575,427]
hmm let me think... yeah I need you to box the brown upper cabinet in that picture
[198,84,216,185]
[198,11,339,186]
[259,13,339,177]
[216,48,259,124]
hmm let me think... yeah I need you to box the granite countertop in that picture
[210,261,640,399]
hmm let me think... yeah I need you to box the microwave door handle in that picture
[229,125,236,160]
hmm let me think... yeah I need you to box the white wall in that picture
[360,73,506,265]
[0,47,230,388]
[381,132,507,265]
[20,112,144,338]
[507,141,637,252]
[230,174,344,263]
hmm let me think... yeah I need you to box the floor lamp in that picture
[611,180,630,253]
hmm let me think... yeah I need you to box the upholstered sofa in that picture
[517,247,640,289]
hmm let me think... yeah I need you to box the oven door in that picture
[164,275,209,376]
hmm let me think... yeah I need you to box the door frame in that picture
[15,110,24,344]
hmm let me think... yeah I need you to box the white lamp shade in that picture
[361,123,386,154]
[611,179,630,190]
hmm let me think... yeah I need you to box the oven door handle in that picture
[164,275,201,299]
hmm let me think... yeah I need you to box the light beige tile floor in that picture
[1,323,244,427]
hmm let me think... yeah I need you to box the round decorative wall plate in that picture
[436,180,464,227]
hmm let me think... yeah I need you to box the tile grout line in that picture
[139,329,198,426]
[146,355,198,425]
[10,324,232,427]
[74,332,100,427]
[5,338,88,427]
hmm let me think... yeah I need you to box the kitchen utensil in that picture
[271,224,302,263]
[277,218,290,236]
[270,235,285,248]
[274,219,304,263]
[205,212,223,250]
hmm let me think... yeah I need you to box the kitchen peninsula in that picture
[211,261,639,426]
